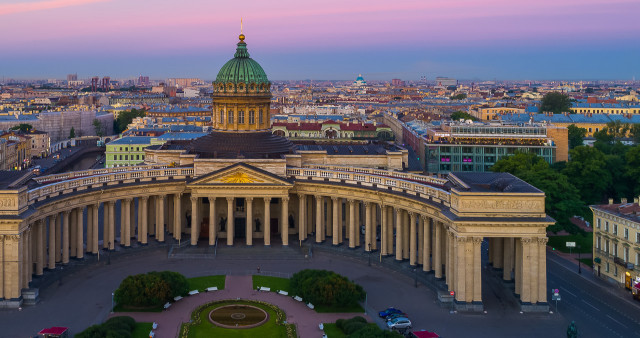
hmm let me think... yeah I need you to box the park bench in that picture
[163,302,171,310]
[259,287,270,292]
[307,303,315,309]
[173,296,183,301]
[278,290,288,296]
[206,287,218,292]
[293,296,303,302]
[152,322,158,329]
[188,290,199,296]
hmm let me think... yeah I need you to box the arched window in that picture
[219,110,224,124]
[249,110,255,124]
[228,110,234,124]
[238,110,245,124]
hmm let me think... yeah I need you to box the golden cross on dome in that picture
[241,18,243,34]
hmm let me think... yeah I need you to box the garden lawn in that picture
[187,275,226,292]
[323,323,346,338]
[547,233,593,253]
[252,275,290,293]
[131,322,153,338]
[184,300,290,338]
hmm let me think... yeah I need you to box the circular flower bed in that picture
[209,304,269,329]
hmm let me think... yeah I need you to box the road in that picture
[547,252,640,338]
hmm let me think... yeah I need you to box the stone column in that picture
[264,198,271,246]
[70,209,77,258]
[371,204,378,251]
[417,215,424,265]
[395,208,402,261]
[364,202,372,251]
[337,199,343,243]
[36,220,44,275]
[503,237,514,281]
[537,237,548,303]
[140,197,149,245]
[298,194,305,242]
[91,204,99,253]
[209,197,217,245]
[434,221,442,278]
[123,199,132,247]
[23,227,30,286]
[76,207,84,258]
[332,197,339,245]
[492,238,503,269]
[54,213,61,262]
[226,197,234,246]
[519,238,532,302]
[529,237,538,303]
[355,202,361,247]
[348,199,356,248]
[190,196,199,245]
[157,195,165,242]
[472,237,483,302]
[387,206,394,255]
[62,210,70,264]
[246,197,253,246]
[48,215,56,269]
[315,195,323,243]
[403,211,410,260]
[148,196,155,237]
[381,205,388,255]
[409,212,417,266]
[515,237,523,295]
[130,199,136,239]
[174,193,182,240]
[87,207,94,254]
[108,201,115,250]
[326,197,333,237]
[446,230,454,289]
[281,196,289,246]
[422,216,431,271]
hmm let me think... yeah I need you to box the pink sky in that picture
[1,0,637,53]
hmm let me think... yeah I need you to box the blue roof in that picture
[108,136,153,145]
[608,114,640,123]
[573,102,640,109]
[568,114,612,124]
[155,132,208,140]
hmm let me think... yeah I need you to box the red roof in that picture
[38,327,68,335]
[412,331,440,338]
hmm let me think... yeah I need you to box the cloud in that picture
[0,0,109,16]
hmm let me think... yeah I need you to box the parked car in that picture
[387,317,412,330]
[378,307,403,318]
[386,312,409,321]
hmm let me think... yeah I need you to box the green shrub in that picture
[343,321,366,334]
[76,316,137,338]
[114,271,188,308]
[347,325,403,338]
[290,269,365,307]
[336,318,346,331]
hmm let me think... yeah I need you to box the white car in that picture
[387,317,412,330]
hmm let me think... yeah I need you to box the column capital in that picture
[246,197,253,202]
[140,196,148,202]
[393,206,401,212]
[420,214,429,221]
[208,196,216,203]
[537,237,548,245]
[63,210,71,216]
[363,201,370,207]
[264,197,272,203]
[106,200,114,206]
[124,197,133,203]
[408,211,415,217]
[330,196,339,202]
[315,194,323,199]
[455,235,468,243]
[190,196,199,203]
[347,199,355,204]
[281,196,290,202]
[472,237,483,244]
[297,193,305,199]
[520,237,534,244]
[158,194,167,200]
[226,196,234,202]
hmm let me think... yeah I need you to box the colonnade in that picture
[6,192,548,307]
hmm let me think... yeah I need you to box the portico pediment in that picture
[188,162,292,187]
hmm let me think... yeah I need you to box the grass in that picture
[183,300,290,338]
[131,322,153,338]
[578,258,593,267]
[323,323,346,338]
[252,275,291,293]
[547,232,593,253]
[315,303,365,313]
[187,275,226,291]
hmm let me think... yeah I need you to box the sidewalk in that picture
[110,275,370,338]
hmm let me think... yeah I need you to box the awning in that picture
[594,257,601,263]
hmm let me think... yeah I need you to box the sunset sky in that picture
[1,0,638,80]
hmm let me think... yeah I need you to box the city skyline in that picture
[1,0,638,80]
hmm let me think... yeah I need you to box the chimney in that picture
[621,198,627,204]
[608,198,613,205]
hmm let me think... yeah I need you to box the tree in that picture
[114,108,145,134]
[539,92,572,114]
[450,93,467,100]
[563,146,611,204]
[630,124,640,145]
[114,271,187,308]
[490,151,549,177]
[625,145,640,196]
[567,124,586,149]
[93,119,105,137]
[10,123,33,132]
[450,111,477,121]
[69,127,76,139]
[290,269,365,308]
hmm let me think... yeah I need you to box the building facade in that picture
[591,198,640,288]
[105,136,151,168]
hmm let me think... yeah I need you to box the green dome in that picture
[215,35,269,85]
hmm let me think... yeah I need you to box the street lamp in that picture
[111,292,114,313]
[577,244,582,274]
[368,243,372,266]
[413,268,418,288]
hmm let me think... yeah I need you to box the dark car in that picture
[386,312,409,321]
[379,307,403,318]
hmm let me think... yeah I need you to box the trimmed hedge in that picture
[290,269,364,308]
[76,316,136,338]
[114,271,189,308]
[335,317,402,338]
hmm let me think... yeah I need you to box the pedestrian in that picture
[257,266,261,274]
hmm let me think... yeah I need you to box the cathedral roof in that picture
[215,34,269,85]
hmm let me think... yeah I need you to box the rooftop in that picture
[108,136,153,145]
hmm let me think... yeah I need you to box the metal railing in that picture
[33,164,170,184]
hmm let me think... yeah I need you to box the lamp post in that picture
[107,242,111,265]
[578,244,582,274]
[111,292,114,313]
[368,243,372,267]
[413,268,418,288]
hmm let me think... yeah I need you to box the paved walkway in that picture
[111,275,370,338]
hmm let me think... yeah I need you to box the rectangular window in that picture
[228,111,234,124]
[597,219,601,228]
[637,232,640,243]
[606,262,609,272]
[614,244,618,257]
[136,155,140,160]
[613,224,618,235]
[249,110,255,124]
[125,155,128,160]
[624,228,629,240]
[624,247,629,262]
[259,110,264,124]
[605,221,609,232]
[637,252,640,265]
[605,240,609,253]
[238,110,245,124]
[220,110,224,124]
[596,236,601,249]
